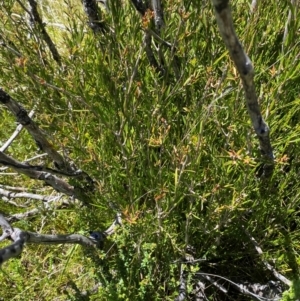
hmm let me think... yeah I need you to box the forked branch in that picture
[0,88,94,201]
[0,213,122,265]
[0,88,74,172]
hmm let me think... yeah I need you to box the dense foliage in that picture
[0,0,300,300]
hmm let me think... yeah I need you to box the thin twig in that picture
[282,0,296,52]
[23,153,48,163]
[7,197,66,222]
[175,268,187,301]
[251,0,258,13]
[243,226,291,287]
[0,188,60,202]
[148,29,172,47]
[0,109,35,152]
[199,274,228,293]
[127,41,145,94]
[194,280,208,301]
[0,185,30,192]
[196,272,281,301]
[144,31,164,74]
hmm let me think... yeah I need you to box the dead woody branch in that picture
[0,109,35,152]
[0,88,95,203]
[175,262,284,300]
[0,213,122,265]
[243,226,291,287]
[211,0,274,177]
[130,0,170,75]
[151,0,164,32]
[0,187,60,203]
[0,88,74,172]
[0,88,93,185]
[25,0,62,65]
[0,151,75,196]
[82,0,107,34]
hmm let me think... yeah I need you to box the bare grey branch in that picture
[0,187,60,202]
[0,109,35,152]
[130,0,148,15]
[211,0,274,176]
[0,151,76,197]
[82,0,107,34]
[0,88,73,172]
[27,0,62,64]
[151,0,164,31]
[0,214,122,265]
